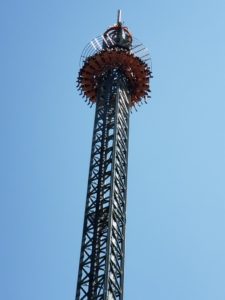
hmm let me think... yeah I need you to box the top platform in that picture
[77,10,152,107]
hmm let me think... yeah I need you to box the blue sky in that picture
[1,1,225,299]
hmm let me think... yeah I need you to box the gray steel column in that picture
[76,70,130,300]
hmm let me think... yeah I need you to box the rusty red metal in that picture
[78,48,151,106]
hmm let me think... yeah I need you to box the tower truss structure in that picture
[75,10,152,300]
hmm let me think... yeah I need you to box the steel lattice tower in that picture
[75,10,152,300]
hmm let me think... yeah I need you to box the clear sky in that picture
[1,1,225,299]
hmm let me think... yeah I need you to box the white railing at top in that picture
[80,35,152,70]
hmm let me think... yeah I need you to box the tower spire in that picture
[117,9,122,24]
[75,11,152,300]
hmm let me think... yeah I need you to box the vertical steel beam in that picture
[75,70,130,300]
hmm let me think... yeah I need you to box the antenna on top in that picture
[117,9,122,24]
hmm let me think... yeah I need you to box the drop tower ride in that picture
[75,10,152,300]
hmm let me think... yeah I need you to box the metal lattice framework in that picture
[76,70,130,300]
[75,10,151,300]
